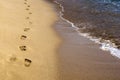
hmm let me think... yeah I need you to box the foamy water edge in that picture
[54,1,120,59]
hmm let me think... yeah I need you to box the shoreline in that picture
[0,0,61,80]
[53,1,120,80]
[54,0,120,59]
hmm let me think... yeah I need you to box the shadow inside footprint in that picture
[24,58,32,67]
[20,35,27,40]
[26,17,30,19]
[27,5,30,7]
[24,0,27,1]
[19,46,27,51]
[24,28,30,31]
[26,8,29,10]
[29,21,32,24]
[29,12,32,14]
[24,2,27,4]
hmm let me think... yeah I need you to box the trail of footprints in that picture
[10,0,33,67]
[21,0,33,67]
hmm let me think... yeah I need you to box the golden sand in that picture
[0,0,60,80]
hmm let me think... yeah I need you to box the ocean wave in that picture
[97,0,120,9]
[54,0,120,59]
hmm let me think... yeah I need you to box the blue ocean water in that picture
[97,0,120,6]
[55,0,120,48]
[53,0,120,58]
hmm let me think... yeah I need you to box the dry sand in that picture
[0,0,61,80]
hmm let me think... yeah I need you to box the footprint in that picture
[9,56,17,62]
[24,0,27,1]
[29,21,32,24]
[24,28,30,32]
[24,58,32,67]
[26,17,30,19]
[29,12,32,14]
[27,5,30,7]
[26,8,29,10]
[19,46,27,51]
[20,35,27,40]
[24,2,27,4]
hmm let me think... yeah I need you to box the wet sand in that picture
[55,14,120,80]
[0,0,60,80]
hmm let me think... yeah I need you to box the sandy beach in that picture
[0,0,61,80]
[55,12,120,80]
[1,0,120,80]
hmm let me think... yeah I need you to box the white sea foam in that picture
[54,0,120,59]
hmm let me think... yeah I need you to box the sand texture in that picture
[0,0,60,80]
[55,16,120,80]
